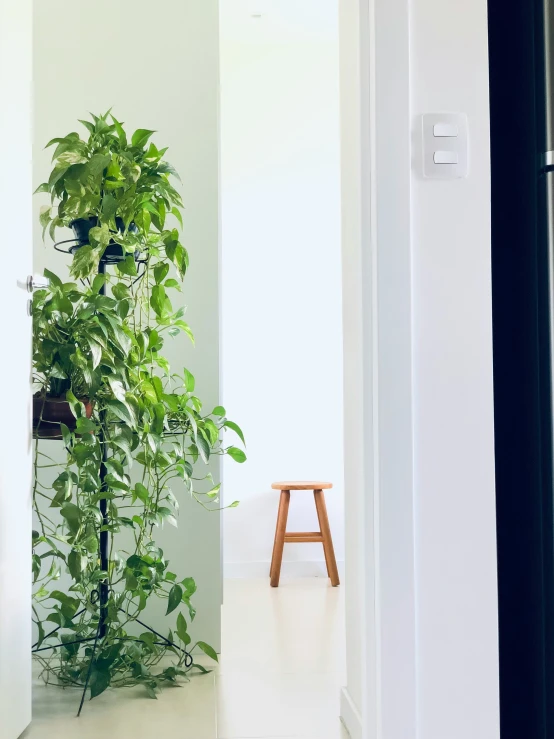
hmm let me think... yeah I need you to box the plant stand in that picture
[32,251,193,716]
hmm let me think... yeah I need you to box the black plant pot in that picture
[70,217,139,260]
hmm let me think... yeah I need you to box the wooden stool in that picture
[269,481,340,587]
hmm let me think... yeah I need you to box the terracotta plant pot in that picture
[33,393,93,439]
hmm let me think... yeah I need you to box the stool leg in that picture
[313,489,340,586]
[270,490,290,587]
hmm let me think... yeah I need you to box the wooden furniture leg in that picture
[313,489,340,586]
[270,489,290,587]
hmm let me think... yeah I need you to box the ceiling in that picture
[219,0,338,43]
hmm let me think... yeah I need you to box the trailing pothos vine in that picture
[31,111,244,701]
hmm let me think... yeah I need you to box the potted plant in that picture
[32,111,245,703]
[32,275,101,437]
[33,110,187,435]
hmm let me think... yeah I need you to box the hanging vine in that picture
[31,110,244,700]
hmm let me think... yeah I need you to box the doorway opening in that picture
[219,2,346,737]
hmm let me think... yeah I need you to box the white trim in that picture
[341,687,363,739]
[339,0,416,736]
[371,0,417,733]
[224,560,345,580]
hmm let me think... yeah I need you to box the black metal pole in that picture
[77,622,101,717]
[98,259,109,639]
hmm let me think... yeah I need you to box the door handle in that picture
[26,274,50,292]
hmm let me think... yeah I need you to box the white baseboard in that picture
[224,559,345,580]
[340,686,362,739]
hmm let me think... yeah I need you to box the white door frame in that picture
[0,0,33,736]
[339,0,416,736]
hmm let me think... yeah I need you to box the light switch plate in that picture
[422,113,468,179]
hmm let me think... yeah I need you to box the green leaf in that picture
[39,205,51,228]
[60,422,72,447]
[155,355,170,375]
[89,340,102,369]
[173,243,188,279]
[176,612,189,644]
[212,406,226,417]
[102,192,118,222]
[131,128,156,149]
[79,118,95,134]
[87,153,111,177]
[83,535,98,553]
[49,591,80,620]
[51,472,72,507]
[111,114,127,146]
[116,255,138,277]
[205,483,221,500]
[158,161,181,180]
[227,446,247,464]
[67,549,87,580]
[150,284,166,317]
[224,420,246,446]
[102,313,131,356]
[182,577,197,596]
[154,262,169,284]
[142,208,152,233]
[196,641,218,663]
[89,223,111,250]
[158,506,177,527]
[91,273,106,294]
[70,245,102,280]
[171,206,183,228]
[56,150,87,166]
[90,668,110,699]
[183,368,195,392]
[151,375,163,400]
[108,378,126,402]
[48,164,68,189]
[35,620,46,649]
[45,136,70,148]
[76,416,96,435]
[142,380,158,403]
[112,282,129,301]
[134,483,150,504]
[183,596,196,622]
[192,663,210,674]
[166,584,183,615]
[196,434,210,463]
[68,549,86,579]
[151,402,165,435]
[105,399,134,427]
[43,268,62,288]
[60,503,81,535]
[144,683,158,699]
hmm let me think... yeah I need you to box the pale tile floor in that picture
[24,577,348,739]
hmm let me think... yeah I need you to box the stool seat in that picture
[272,481,332,490]
[269,481,339,587]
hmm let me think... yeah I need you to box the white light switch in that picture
[434,150,458,164]
[422,113,468,179]
[433,123,458,137]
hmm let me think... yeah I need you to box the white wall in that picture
[0,1,33,736]
[220,1,344,578]
[340,0,499,737]
[410,0,500,735]
[32,0,222,649]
